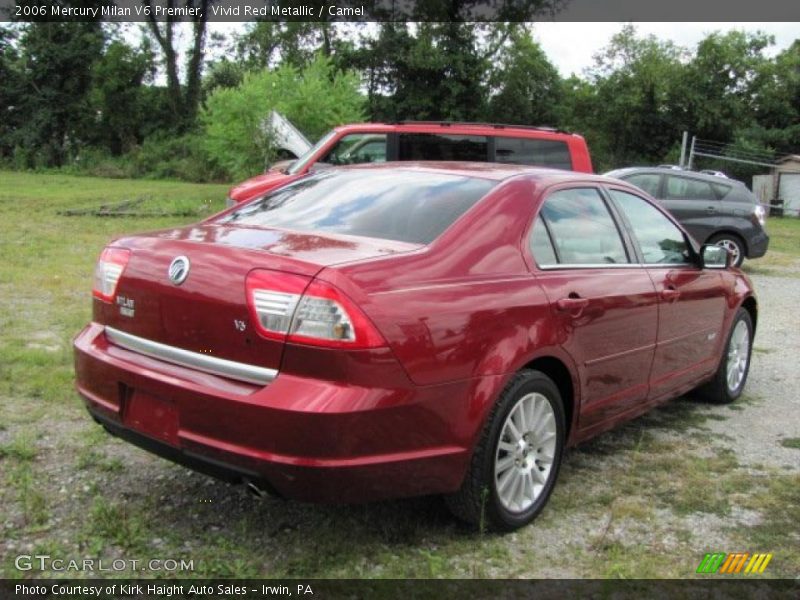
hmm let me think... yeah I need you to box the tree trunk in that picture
[145,0,210,130]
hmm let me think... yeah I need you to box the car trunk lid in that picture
[97,224,417,375]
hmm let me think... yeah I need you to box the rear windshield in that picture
[218,170,496,244]
[495,137,572,170]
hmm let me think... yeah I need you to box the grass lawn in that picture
[763,215,800,256]
[0,171,229,408]
[0,170,798,580]
[741,216,800,277]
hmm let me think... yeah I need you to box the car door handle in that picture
[706,205,717,214]
[660,287,681,302]
[556,297,589,313]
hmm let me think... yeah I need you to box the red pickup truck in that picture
[227,121,593,205]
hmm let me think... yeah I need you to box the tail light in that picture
[92,247,130,302]
[754,204,766,227]
[246,270,386,349]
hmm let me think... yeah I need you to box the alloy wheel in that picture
[727,319,750,393]
[494,392,557,513]
[715,238,742,267]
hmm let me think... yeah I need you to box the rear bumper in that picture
[91,410,279,493]
[74,323,476,503]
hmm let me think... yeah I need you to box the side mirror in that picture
[701,244,731,269]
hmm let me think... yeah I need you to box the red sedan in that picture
[74,163,756,530]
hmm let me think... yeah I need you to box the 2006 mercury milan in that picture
[74,164,756,531]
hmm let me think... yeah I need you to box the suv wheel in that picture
[709,233,745,268]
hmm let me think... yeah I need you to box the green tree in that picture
[685,30,774,142]
[89,38,155,155]
[356,22,490,121]
[144,0,211,130]
[747,40,800,154]
[202,58,246,95]
[0,26,23,160]
[201,54,365,180]
[346,23,414,121]
[487,27,563,126]
[567,25,688,170]
[14,22,105,167]
[236,22,335,69]
[559,74,607,164]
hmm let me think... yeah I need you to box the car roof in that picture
[340,161,610,184]
[605,166,744,185]
[330,121,583,140]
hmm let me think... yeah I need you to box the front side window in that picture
[665,175,717,201]
[495,137,572,170]
[625,173,661,198]
[219,169,495,244]
[398,134,488,162]
[610,190,692,265]
[287,130,337,175]
[319,133,387,166]
[538,188,629,265]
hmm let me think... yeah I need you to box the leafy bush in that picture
[128,134,226,182]
[55,134,227,183]
[201,54,365,181]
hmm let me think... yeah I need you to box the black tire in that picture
[708,233,746,268]
[445,369,566,531]
[695,307,754,404]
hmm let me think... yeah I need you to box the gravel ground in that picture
[703,273,800,470]
[1,265,799,579]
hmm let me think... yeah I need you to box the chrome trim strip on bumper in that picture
[104,326,277,386]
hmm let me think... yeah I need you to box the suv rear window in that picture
[665,176,717,201]
[398,134,488,162]
[495,137,572,170]
[219,170,496,244]
[624,173,661,197]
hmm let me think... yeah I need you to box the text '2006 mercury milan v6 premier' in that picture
[74,163,756,530]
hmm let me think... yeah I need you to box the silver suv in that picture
[605,167,769,267]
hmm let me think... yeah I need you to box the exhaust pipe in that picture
[245,479,269,499]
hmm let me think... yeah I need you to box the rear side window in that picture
[219,170,495,244]
[610,190,692,265]
[495,137,572,170]
[530,216,557,266]
[711,182,732,199]
[624,173,661,197]
[398,134,488,161]
[665,176,717,201]
[538,188,629,265]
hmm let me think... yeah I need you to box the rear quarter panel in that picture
[326,179,571,386]
[320,178,581,447]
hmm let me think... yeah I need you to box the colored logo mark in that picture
[696,552,773,574]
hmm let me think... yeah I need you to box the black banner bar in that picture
[4,579,800,600]
[3,0,800,23]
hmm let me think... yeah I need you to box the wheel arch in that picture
[520,355,578,442]
[707,229,749,256]
[740,295,758,334]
